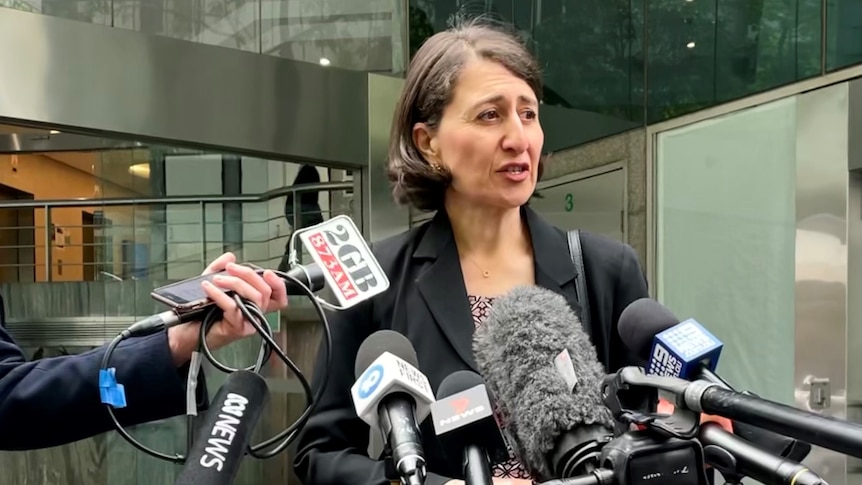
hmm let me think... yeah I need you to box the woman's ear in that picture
[413,122,439,163]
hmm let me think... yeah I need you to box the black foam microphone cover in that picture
[175,370,269,485]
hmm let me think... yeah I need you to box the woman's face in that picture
[414,58,544,210]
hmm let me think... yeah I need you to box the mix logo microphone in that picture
[646,318,722,378]
[431,371,509,485]
[351,330,434,485]
[473,285,615,481]
[175,370,269,485]
[298,214,390,308]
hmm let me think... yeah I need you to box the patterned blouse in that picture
[469,294,537,483]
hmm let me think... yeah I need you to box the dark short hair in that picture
[387,19,544,212]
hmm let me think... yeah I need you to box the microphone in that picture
[430,370,509,485]
[618,299,722,382]
[351,330,435,485]
[473,285,615,481]
[699,422,827,485]
[129,214,389,336]
[684,381,862,460]
[618,298,811,462]
[175,370,269,485]
[655,398,825,485]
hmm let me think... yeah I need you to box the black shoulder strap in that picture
[567,230,592,332]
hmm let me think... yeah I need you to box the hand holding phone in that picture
[161,253,289,366]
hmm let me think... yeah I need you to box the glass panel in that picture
[656,97,797,404]
[826,0,862,71]
[262,0,406,72]
[408,0,643,151]
[112,0,261,53]
[0,0,112,25]
[533,0,644,149]
[647,0,822,122]
[0,122,362,485]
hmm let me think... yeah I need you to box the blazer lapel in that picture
[412,206,583,373]
[523,206,585,334]
[414,211,480,373]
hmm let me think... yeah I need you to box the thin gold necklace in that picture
[466,257,490,278]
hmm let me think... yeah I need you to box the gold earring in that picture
[430,162,442,172]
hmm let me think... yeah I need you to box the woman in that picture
[293,20,648,485]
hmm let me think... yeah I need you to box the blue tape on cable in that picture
[99,368,128,408]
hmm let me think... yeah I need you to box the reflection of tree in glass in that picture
[0,0,38,12]
[409,4,435,58]
[6,0,259,51]
[408,0,825,124]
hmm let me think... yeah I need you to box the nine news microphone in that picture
[430,371,509,485]
[175,370,269,485]
[473,285,615,481]
[351,330,435,485]
[617,298,812,462]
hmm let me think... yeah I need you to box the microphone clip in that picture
[601,367,700,440]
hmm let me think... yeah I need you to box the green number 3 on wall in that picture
[564,193,573,212]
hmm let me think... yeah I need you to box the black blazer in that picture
[0,293,208,450]
[293,206,649,485]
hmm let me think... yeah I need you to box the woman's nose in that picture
[501,117,528,153]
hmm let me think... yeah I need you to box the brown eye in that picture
[479,110,499,121]
[521,109,537,120]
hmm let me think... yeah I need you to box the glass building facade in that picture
[0,1,861,484]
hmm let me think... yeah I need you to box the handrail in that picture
[0,180,355,281]
[0,181,353,209]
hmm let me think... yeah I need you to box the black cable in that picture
[99,268,333,463]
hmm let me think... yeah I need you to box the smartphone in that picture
[151,263,264,313]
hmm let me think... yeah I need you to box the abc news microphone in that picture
[175,371,269,485]
[430,371,509,485]
[351,330,435,485]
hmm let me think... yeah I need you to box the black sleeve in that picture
[293,301,454,485]
[609,243,650,372]
[0,326,206,451]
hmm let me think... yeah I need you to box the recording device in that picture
[605,366,862,460]
[352,330,435,485]
[133,214,389,337]
[699,422,827,485]
[175,370,269,485]
[473,285,615,481]
[430,371,509,485]
[150,262,326,317]
[474,286,709,485]
[617,298,812,462]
